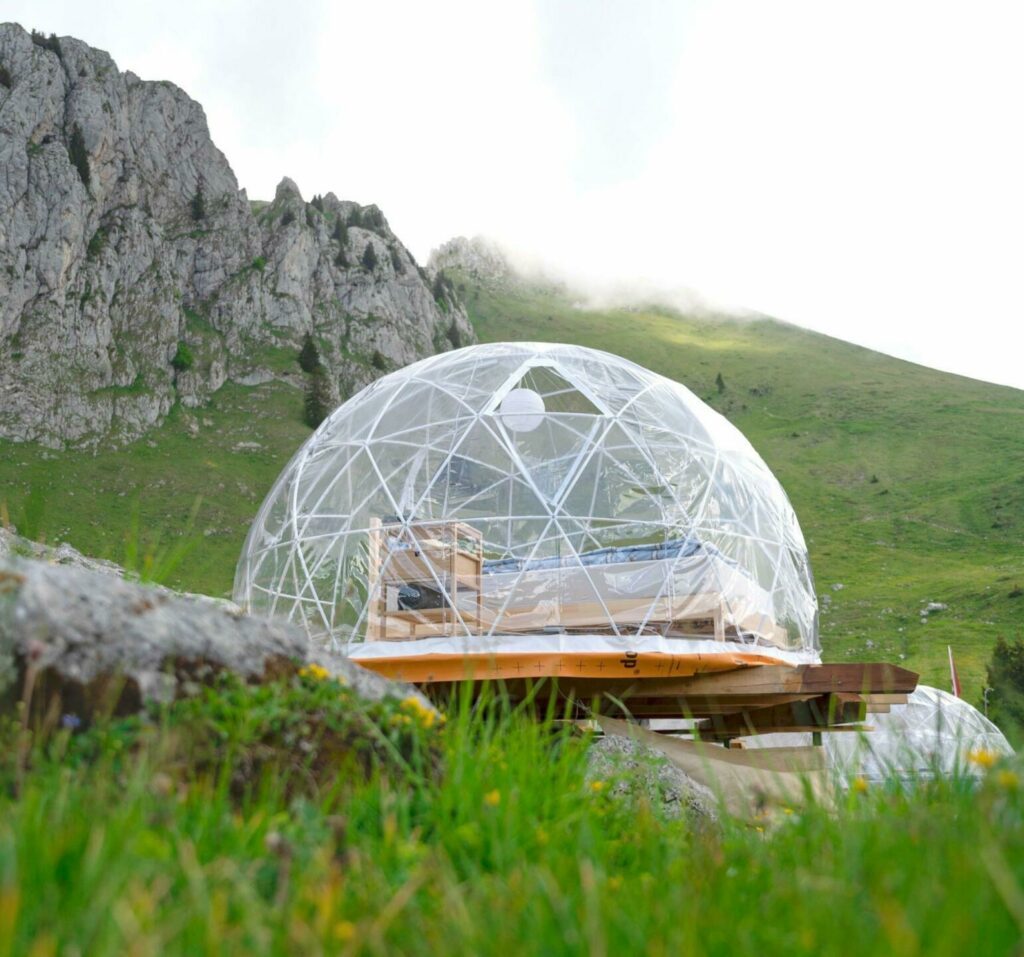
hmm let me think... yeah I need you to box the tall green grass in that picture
[1,675,1022,955]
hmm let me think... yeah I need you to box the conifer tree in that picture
[987,636,1024,743]
[361,241,378,271]
[298,332,321,374]
[304,366,333,428]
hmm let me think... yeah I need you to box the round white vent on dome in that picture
[498,388,545,432]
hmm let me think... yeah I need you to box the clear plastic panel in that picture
[235,342,820,655]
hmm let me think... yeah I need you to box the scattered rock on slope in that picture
[586,731,719,824]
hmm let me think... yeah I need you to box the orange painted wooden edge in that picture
[353,650,793,683]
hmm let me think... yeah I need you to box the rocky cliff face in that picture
[0,23,473,448]
[428,235,515,286]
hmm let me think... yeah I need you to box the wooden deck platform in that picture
[356,653,919,742]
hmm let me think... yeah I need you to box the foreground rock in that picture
[0,553,430,720]
[0,526,237,613]
[0,526,125,578]
[586,731,719,824]
[0,22,473,447]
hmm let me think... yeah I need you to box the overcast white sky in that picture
[11,0,1024,389]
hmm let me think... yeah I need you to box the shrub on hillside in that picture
[0,63,12,88]
[332,218,348,245]
[30,30,62,56]
[361,206,384,230]
[432,269,454,304]
[281,209,296,228]
[67,123,90,189]
[361,242,378,272]
[447,321,463,349]
[986,635,1024,745]
[86,226,108,259]
[389,245,404,274]
[190,185,206,222]
[171,342,194,372]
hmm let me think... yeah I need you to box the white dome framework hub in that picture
[234,342,822,675]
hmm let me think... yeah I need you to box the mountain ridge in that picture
[0,23,473,448]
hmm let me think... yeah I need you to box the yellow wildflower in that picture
[483,789,501,807]
[333,920,356,942]
[969,748,998,769]
[299,663,330,681]
[400,695,440,729]
[590,780,605,793]
[996,769,1019,791]
[851,776,869,795]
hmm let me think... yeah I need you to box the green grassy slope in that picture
[1,280,1021,699]
[464,278,1024,700]
[3,680,1023,956]
[0,380,310,597]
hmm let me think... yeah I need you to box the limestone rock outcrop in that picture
[0,23,473,447]
[0,550,432,718]
[428,235,515,286]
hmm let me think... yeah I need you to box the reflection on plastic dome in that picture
[234,342,819,658]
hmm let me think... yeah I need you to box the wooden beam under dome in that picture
[402,660,919,735]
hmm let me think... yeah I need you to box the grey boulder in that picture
[0,553,429,719]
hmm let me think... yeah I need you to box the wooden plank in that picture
[601,693,815,716]
[796,663,917,694]
[699,725,871,739]
[864,693,909,705]
[694,692,867,740]
[562,662,918,698]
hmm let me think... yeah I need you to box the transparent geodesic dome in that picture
[831,685,1015,780]
[234,342,819,658]
[742,685,1014,781]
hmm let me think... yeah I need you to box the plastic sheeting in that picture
[234,342,819,656]
[740,685,1014,781]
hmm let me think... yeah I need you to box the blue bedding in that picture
[482,536,709,576]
